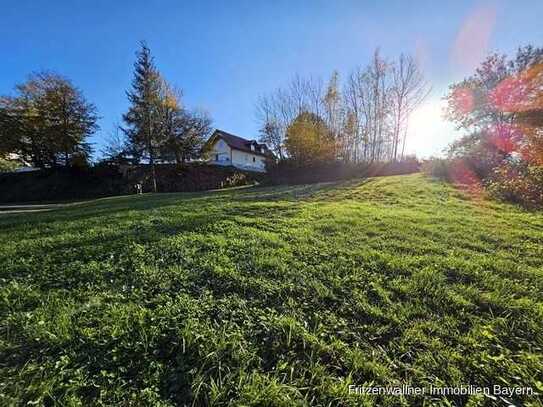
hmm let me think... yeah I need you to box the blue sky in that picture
[1,0,542,158]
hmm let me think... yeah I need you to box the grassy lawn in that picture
[1,174,542,406]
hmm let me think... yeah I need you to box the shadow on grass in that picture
[0,178,373,226]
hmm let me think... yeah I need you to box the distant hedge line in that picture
[0,160,420,203]
[264,158,420,185]
[0,164,261,203]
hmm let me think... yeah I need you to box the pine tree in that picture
[123,42,163,192]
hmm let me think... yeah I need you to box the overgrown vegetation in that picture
[1,174,542,406]
[434,45,543,209]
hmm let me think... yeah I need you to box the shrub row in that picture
[422,158,543,209]
[0,164,261,203]
[265,158,420,185]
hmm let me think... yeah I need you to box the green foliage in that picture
[0,164,259,203]
[285,111,335,166]
[447,132,506,179]
[266,158,420,185]
[486,161,543,209]
[442,45,543,208]
[0,72,97,168]
[1,174,542,405]
[0,157,19,172]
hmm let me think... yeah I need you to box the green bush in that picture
[422,157,543,209]
[0,158,19,173]
[486,161,543,209]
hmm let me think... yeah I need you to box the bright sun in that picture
[404,99,456,157]
[410,102,444,135]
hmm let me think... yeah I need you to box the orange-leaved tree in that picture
[284,111,335,166]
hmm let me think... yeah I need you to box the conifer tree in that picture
[123,42,163,192]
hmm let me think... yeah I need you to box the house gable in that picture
[208,136,232,162]
[207,130,273,158]
[205,129,273,172]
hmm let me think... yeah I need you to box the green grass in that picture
[1,174,542,406]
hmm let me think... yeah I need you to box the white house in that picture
[205,129,274,172]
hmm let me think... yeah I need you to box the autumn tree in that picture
[0,72,98,167]
[256,49,429,165]
[256,75,325,160]
[161,108,212,164]
[285,111,335,166]
[151,78,212,164]
[445,46,543,166]
[444,45,543,207]
[258,119,283,159]
[343,50,391,162]
[323,71,343,160]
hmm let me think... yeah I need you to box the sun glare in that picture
[410,102,443,134]
[406,101,450,157]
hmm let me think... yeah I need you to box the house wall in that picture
[209,139,232,164]
[231,149,266,170]
[208,137,267,172]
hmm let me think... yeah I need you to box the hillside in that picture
[1,174,542,406]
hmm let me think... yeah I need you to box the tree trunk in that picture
[148,117,158,193]
[149,152,158,193]
[393,103,402,161]
[401,127,408,160]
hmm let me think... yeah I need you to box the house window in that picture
[215,154,219,161]
[252,157,256,162]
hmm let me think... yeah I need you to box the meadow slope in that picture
[1,174,542,406]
